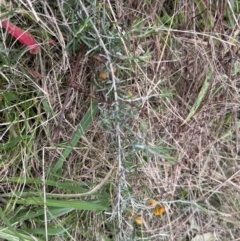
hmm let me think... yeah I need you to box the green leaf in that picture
[41,98,52,116]
[0,135,32,151]
[3,91,18,102]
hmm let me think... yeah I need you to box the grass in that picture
[0,0,240,240]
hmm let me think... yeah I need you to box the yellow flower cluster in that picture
[132,198,165,225]
[147,198,165,216]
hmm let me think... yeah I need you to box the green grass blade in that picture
[9,197,107,211]
[46,207,75,221]
[182,69,212,124]
[0,226,43,241]
[0,208,25,241]
[6,177,89,193]
[51,100,98,174]
[24,228,67,236]
[8,206,75,223]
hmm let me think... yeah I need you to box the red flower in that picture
[1,18,40,54]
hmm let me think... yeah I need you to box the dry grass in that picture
[0,0,240,240]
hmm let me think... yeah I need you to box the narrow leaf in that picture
[10,197,107,211]
[182,69,212,124]
[51,100,98,174]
